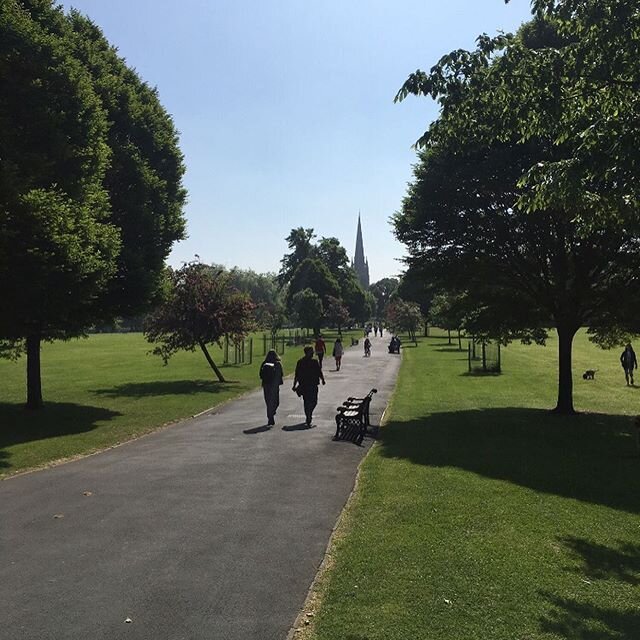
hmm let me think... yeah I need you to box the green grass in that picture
[310,330,640,640]
[0,330,352,477]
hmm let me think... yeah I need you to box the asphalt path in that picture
[1,334,400,640]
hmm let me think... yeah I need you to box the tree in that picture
[394,14,640,413]
[286,258,340,308]
[290,289,323,335]
[501,0,640,223]
[369,277,399,320]
[226,268,284,330]
[340,275,372,325]
[67,10,187,317]
[385,298,423,342]
[0,1,186,408]
[278,227,316,286]
[429,291,469,348]
[144,262,254,383]
[395,269,432,336]
[323,295,350,335]
[0,0,120,408]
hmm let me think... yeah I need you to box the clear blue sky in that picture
[61,0,533,283]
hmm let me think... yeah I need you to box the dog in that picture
[583,369,597,380]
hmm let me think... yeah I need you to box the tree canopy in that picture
[0,1,186,407]
[144,262,254,383]
[394,4,640,413]
[278,228,371,326]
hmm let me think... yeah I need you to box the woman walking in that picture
[332,337,344,371]
[259,349,284,425]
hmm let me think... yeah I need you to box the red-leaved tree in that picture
[144,262,254,382]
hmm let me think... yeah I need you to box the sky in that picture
[60,0,534,283]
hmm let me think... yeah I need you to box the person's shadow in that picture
[282,423,315,431]
[243,424,272,435]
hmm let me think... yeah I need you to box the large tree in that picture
[278,229,370,324]
[394,15,640,413]
[278,227,316,286]
[144,262,254,383]
[0,0,120,408]
[0,1,186,408]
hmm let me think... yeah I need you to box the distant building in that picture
[352,213,370,289]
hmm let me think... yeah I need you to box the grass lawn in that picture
[0,330,351,477]
[306,330,640,640]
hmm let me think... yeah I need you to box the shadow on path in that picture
[378,407,640,514]
[92,379,238,398]
[282,423,315,431]
[243,425,272,435]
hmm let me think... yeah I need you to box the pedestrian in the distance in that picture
[620,343,638,386]
[364,336,371,357]
[314,334,327,369]
[379,326,383,338]
[332,337,344,371]
[259,349,283,425]
[292,346,325,426]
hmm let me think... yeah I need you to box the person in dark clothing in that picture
[292,346,325,426]
[620,343,638,386]
[259,349,284,425]
[364,337,371,357]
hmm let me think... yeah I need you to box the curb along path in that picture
[1,335,400,640]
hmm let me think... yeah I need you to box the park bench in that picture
[351,337,359,346]
[334,388,377,445]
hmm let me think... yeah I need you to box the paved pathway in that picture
[1,335,400,640]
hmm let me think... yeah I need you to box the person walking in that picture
[620,343,638,386]
[292,346,325,426]
[314,334,327,369]
[259,349,284,425]
[332,337,344,371]
[364,336,371,357]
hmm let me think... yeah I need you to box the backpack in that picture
[260,362,277,384]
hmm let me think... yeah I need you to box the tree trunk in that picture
[199,341,226,383]
[424,322,429,337]
[26,333,43,409]
[554,324,577,414]
[457,329,462,350]
[447,329,452,345]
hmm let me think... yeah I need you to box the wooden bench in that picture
[334,388,377,445]
[351,337,359,346]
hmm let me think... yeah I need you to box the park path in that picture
[1,334,400,640]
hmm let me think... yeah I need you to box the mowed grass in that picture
[309,330,640,640]
[0,331,333,477]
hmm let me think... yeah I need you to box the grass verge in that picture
[303,330,640,640]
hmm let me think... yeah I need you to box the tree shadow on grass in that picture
[0,401,122,464]
[539,591,639,640]
[378,408,640,514]
[561,537,640,586]
[536,537,640,638]
[92,379,239,398]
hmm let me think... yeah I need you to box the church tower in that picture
[352,213,370,289]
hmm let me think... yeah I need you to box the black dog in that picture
[583,369,597,380]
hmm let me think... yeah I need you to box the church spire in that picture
[353,212,370,289]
